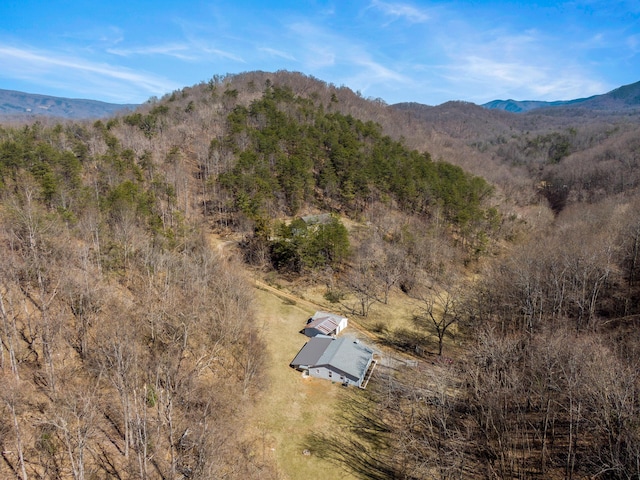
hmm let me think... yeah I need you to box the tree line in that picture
[310,195,640,479]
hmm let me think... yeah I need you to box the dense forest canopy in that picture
[1,70,640,479]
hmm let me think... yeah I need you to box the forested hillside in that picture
[1,71,640,479]
[0,122,273,478]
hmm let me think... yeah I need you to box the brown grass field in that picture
[245,277,458,479]
[212,234,458,479]
[247,286,356,479]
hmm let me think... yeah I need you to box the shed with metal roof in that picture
[304,311,348,337]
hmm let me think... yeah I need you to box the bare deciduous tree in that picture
[414,288,461,356]
[1,379,29,480]
[344,258,379,317]
[48,384,100,480]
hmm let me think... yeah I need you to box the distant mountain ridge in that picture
[0,88,138,119]
[2,76,639,120]
[482,80,640,113]
[482,98,588,113]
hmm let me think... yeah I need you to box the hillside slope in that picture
[2,70,640,479]
[0,88,138,119]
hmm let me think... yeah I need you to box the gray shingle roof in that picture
[291,336,373,382]
[317,338,373,381]
[290,336,334,367]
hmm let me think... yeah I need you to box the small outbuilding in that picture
[300,213,332,226]
[290,335,376,388]
[304,311,348,337]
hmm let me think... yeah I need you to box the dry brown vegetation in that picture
[1,71,640,479]
[0,206,275,478]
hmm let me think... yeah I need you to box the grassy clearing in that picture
[302,282,462,359]
[219,222,462,477]
[248,287,356,480]
[246,277,464,479]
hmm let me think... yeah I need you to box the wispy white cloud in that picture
[418,17,612,102]
[627,33,640,52]
[288,21,337,68]
[108,38,245,63]
[345,59,413,100]
[347,53,412,92]
[199,46,245,63]
[258,47,296,61]
[356,58,407,83]
[369,0,430,23]
[101,26,125,46]
[0,44,179,101]
[108,43,196,60]
[286,19,413,98]
[60,25,125,49]
[442,54,607,101]
[307,47,336,68]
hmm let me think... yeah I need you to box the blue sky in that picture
[0,1,638,105]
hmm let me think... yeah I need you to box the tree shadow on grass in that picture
[301,386,416,480]
[304,431,399,480]
[379,327,434,357]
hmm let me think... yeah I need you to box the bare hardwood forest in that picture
[1,71,640,479]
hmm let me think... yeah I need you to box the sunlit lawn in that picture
[247,272,462,479]
[250,288,355,480]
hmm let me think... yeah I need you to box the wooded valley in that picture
[1,71,640,479]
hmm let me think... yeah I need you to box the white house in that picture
[290,335,375,388]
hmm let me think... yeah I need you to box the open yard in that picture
[245,278,460,479]
[211,234,460,478]
[247,285,356,480]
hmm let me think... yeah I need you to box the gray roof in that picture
[291,336,374,381]
[311,311,346,322]
[291,336,334,367]
[301,213,332,225]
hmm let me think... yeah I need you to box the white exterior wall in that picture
[309,366,358,386]
[336,317,348,335]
